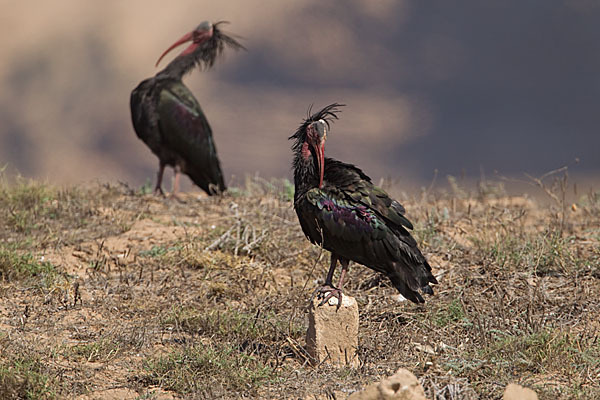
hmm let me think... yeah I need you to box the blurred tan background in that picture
[1,0,599,190]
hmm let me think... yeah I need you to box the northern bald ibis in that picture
[290,104,437,305]
[130,21,243,195]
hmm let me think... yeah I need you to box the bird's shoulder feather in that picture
[323,158,414,231]
[302,186,387,243]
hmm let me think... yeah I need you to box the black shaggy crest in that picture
[199,22,245,69]
[289,103,345,151]
[159,21,245,79]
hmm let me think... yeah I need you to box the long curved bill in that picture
[155,31,196,67]
[314,142,325,188]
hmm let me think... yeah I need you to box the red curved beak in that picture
[155,28,212,67]
[313,141,325,188]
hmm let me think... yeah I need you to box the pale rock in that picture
[306,294,359,366]
[503,383,538,400]
[347,368,426,400]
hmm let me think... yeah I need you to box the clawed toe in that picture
[312,285,343,309]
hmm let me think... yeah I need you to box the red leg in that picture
[172,165,181,195]
[337,257,350,289]
[169,165,186,202]
[324,253,337,286]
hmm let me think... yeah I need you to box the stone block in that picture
[306,294,359,366]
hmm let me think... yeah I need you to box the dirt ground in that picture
[1,176,599,399]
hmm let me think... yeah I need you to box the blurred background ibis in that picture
[130,21,243,196]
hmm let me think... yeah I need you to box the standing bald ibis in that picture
[290,104,437,305]
[130,21,243,195]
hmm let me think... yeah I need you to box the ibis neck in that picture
[293,144,322,199]
[157,51,199,80]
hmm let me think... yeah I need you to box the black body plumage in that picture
[290,104,437,303]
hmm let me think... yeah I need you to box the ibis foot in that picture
[169,193,187,204]
[154,187,166,197]
[312,285,343,309]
